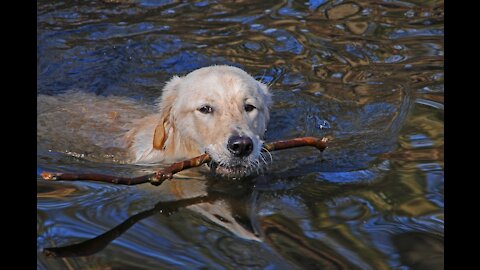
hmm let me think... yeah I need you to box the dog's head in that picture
[153,65,272,178]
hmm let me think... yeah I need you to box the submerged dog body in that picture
[124,65,272,178]
[38,65,272,242]
[37,65,271,178]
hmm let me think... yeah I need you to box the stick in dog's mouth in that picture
[41,137,329,185]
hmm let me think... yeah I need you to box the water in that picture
[37,0,444,269]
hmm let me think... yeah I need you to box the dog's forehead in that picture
[181,69,261,101]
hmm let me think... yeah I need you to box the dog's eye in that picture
[198,105,214,114]
[244,104,256,112]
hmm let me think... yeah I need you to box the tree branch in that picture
[41,136,328,186]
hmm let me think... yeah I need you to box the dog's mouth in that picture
[207,162,255,179]
[204,144,271,179]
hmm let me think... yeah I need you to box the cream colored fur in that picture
[38,65,271,241]
[124,65,272,169]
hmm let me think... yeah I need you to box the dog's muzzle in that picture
[205,135,264,179]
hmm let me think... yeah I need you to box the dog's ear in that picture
[153,76,181,150]
[153,120,168,150]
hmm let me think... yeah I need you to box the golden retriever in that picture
[38,65,271,241]
[38,65,271,179]
[123,65,272,178]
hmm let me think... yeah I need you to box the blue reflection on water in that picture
[308,0,328,10]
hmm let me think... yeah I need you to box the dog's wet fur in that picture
[38,65,273,241]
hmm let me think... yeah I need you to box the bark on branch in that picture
[41,136,328,186]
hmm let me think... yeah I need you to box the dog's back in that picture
[37,90,153,163]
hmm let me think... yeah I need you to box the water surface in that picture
[37,0,444,269]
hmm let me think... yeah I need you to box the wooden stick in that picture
[40,172,154,185]
[263,136,328,152]
[149,153,211,185]
[41,136,328,186]
[41,153,212,186]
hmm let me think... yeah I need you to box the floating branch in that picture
[263,136,328,152]
[41,136,328,186]
[41,153,211,186]
[41,137,328,257]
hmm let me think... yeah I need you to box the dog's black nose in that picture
[227,136,253,157]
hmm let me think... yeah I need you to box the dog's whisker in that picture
[253,156,267,175]
[261,147,273,163]
[258,70,268,85]
[207,158,214,168]
[206,142,272,178]
[259,153,267,166]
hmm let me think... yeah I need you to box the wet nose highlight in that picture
[227,136,253,157]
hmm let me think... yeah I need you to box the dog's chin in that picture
[208,162,256,179]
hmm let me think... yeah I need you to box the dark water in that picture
[37,0,444,269]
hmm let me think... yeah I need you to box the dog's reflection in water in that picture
[39,65,273,257]
[43,172,261,257]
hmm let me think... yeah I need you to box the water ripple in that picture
[37,0,443,268]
